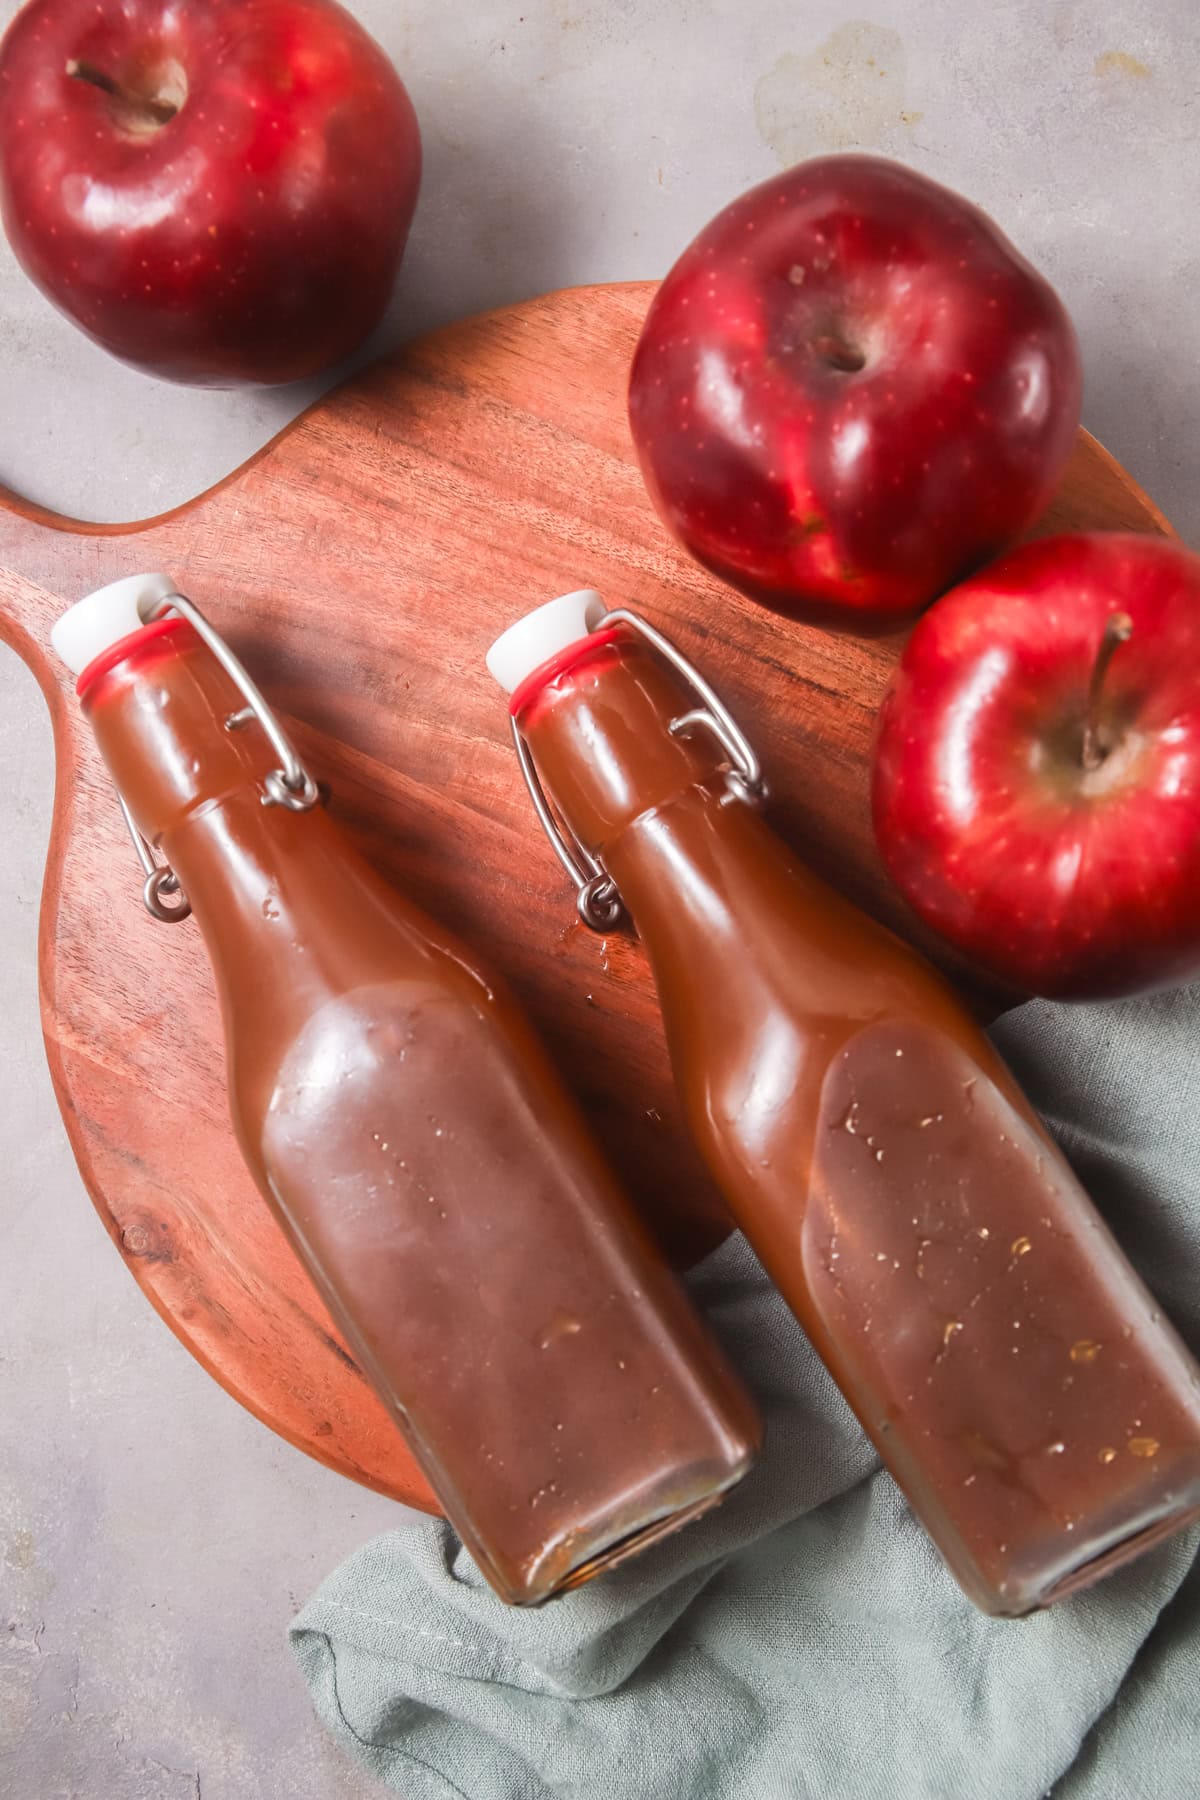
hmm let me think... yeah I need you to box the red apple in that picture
[872,532,1200,998]
[0,0,420,385]
[628,155,1082,627]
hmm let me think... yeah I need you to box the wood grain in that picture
[0,281,1172,1511]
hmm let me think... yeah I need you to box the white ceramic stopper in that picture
[51,572,178,676]
[485,589,608,695]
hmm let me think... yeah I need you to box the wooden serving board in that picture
[0,282,1172,1512]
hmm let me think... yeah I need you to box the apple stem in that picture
[66,59,179,126]
[1081,612,1134,770]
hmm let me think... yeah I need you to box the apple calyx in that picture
[66,58,184,132]
[811,333,867,374]
[1081,611,1134,771]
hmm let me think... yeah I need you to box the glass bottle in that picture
[52,574,760,1606]
[490,588,1200,1616]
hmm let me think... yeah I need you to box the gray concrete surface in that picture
[1,1,1197,1794]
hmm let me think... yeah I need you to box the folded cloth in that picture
[291,986,1200,1799]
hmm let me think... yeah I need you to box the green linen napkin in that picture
[290,986,1200,1799]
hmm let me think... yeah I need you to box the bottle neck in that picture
[515,633,726,852]
[82,625,358,1061]
[516,633,976,1044]
[82,622,284,845]
[516,632,775,973]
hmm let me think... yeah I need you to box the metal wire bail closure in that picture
[510,606,766,933]
[150,591,321,812]
[118,795,191,924]
[602,607,766,807]
[116,590,321,924]
[510,722,624,930]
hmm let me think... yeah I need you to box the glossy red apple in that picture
[0,0,420,385]
[628,155,1082,627]
[872,532,1200,998]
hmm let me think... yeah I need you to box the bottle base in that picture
[978,1494,1200,1619]
[1037,1497,1200,1612]
[550,1476,739,1601]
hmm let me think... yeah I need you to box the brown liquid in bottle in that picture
[78,617,760,1604]
[512,624,1200,1616]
